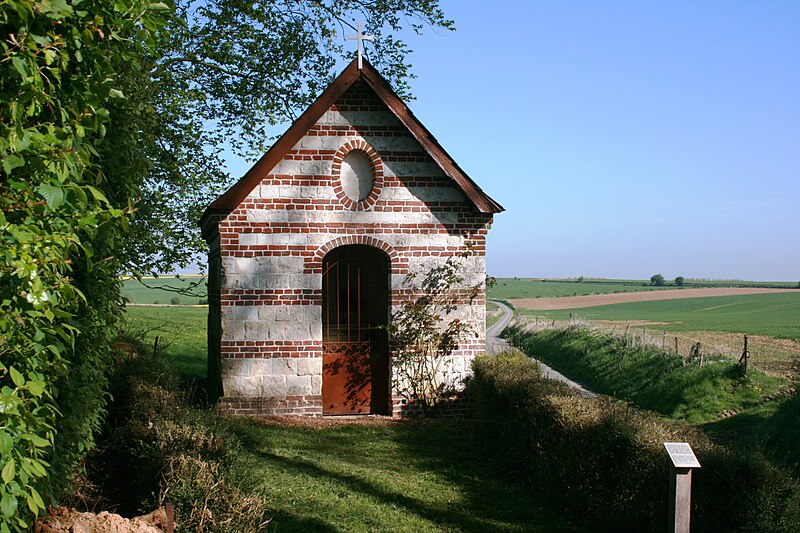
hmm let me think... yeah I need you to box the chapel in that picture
[200,57,503,416]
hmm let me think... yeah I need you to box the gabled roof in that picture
[201,58,504,225]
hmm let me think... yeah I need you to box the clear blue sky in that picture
[224,1,800,281]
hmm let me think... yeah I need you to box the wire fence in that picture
[514,314,799,379]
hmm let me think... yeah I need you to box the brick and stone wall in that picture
[205,79,492,416]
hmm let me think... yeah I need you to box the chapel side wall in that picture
[206,233,223,401]
[214,79,492,416]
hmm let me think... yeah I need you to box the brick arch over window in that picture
[331,139,384,211]
[305,236,406,275]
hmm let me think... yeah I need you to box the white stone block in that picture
[225,305,259,322]
[296,357,322,376]
[409,186,465,203]
[286,375,313,396]
[383,161,444,177]
[311,375,322,394]
[271,358,297,375]
[271,159,331,176]
[221,320,246,341]
[244,320,270,340]
[362,136,422,153]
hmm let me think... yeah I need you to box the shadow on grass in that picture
[229,419,583,532]
[704,388,800,473]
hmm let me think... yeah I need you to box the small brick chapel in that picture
[200,57,503,417]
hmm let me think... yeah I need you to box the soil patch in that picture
[511,287,798,310]
[35,506,172,533]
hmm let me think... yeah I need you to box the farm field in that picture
[122,305,207,379]
[487,277,797,301]
[517,293,800,340]
[121,275,207,305]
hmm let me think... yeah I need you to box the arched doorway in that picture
[322,245,390,415]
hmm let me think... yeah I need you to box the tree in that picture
[675,276,685,286]
[0,1,171,528]
[1,2,454,527]
[122,0,455,275]
[650,274,666,286]
[387,253,481,413]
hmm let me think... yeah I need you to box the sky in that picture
[223,1,800,281]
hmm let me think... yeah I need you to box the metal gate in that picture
[321,245,390,415]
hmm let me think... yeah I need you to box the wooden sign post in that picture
[664,442,701,533]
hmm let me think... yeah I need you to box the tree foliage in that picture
[127,0,454,274]
[0,1,170,529]
[650,274,666,286]
[675,276,685,286]
[1,1,452,527]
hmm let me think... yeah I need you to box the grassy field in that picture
[519,292,800,340]
[119,306,583,531]
[227,418,583,532]
[121,275,207,305]
[509,326,787,424]
[122,305,207,379]
[488,277,797,300]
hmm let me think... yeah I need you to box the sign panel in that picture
[664,442,701,469]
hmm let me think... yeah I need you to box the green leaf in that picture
[29,486,45,511]
[11,57,28,78]
[1,460,14,484]
[0,431,12,455]
[0,492,17,518]
[9,367,24,388]
[109,88,125,99]
[21,434,49,447]
[2,154,24,175]
[38,182,65,209]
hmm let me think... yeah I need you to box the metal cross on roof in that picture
[346,22,374,70]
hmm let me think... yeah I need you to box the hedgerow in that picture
[0,2,169,530]
[471,352,800,531]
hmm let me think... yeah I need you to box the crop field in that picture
[518,293,800,340]
[121,275,207,305]
[488,277,797,301]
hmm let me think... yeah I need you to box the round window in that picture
[340,150,374,201]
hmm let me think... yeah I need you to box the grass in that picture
[702,391,800,473]
[122,305,207,379]
[485,301,502,329]
[488,278,673,300]
[519,292,800,340]
[227,418,583,532]
[508,326,788,424]
[488,277,798,301]
[119,306,584,531]
[121,275,207,305]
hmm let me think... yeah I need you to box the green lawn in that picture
[519,293,800,340]
[122,305,208,379]
[120,305,584,531]
[121,275,207,305]
[227,418,584,532]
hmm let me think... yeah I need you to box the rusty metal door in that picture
[322,245,389,415]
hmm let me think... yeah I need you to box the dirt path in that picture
[511,287,798,310]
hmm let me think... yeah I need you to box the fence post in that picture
[674,336,679,356]
[738,335,750,374]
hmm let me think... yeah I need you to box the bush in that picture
[170,296,181,305]
[675,276,685,286]
[124,294,135,304]
[650,273,666,286]
[470,352,800,532]
[87,332,269,530]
